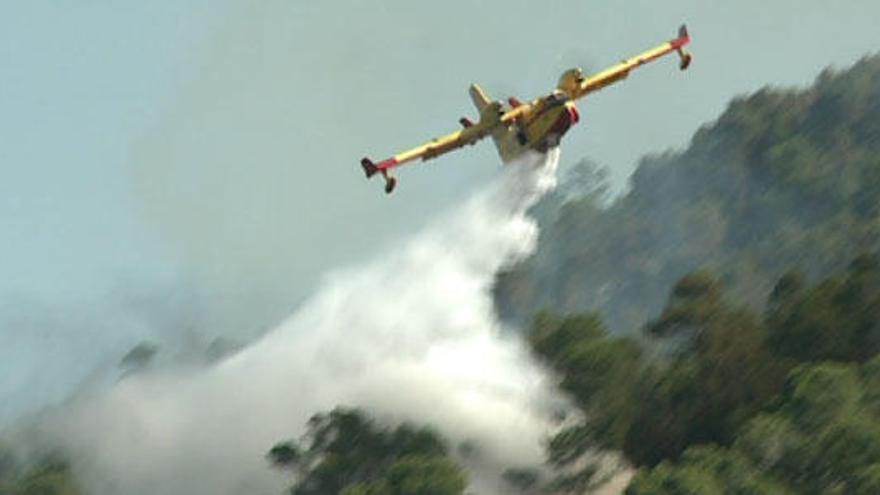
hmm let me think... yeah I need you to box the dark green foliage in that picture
[862,355,880,414]
[545,425,593,467]
[621,359,707,466]
[528,311,607,361]
[543,464,599,495]
[339,455,467,495]
[626,445,790,495]
[780,363,862,430]
[341,481,392,495]
[501,467,541,492]
[383,455,466,495]
[766,253,880,362]
[0,448,81,495]
[527,311,642,459]
[627,465,724,495]
[853,464,880,495]
[495,54,880,333]
[646,271,724,338]
[269,408,466,495]
[531,252,880,493]
[267,442,301,467]
[534,273,788,467]
[631,356,880,494]
[733,413,812,483]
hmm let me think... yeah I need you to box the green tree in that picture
[384,455,466,495]
[528,312,642,460]
[269,408,466,495]
[734,413,812,484]
[0,453,82,495]
[625,273,783,464]
[626,445,790,495]
[853,463,880,495]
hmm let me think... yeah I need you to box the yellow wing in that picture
[563,25,692,101]
[392,127,483,164]
[361,103,504,193]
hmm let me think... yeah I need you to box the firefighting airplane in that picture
[361,25,692,194]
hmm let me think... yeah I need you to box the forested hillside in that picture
[495,54,880,333]
[530,254,880,494]
[510,53,880,494]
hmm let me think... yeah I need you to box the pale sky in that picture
[2,0,880,421]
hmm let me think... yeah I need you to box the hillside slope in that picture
[495,54,880,333]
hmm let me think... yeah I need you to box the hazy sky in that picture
[3,0,880,420]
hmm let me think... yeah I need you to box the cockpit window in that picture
[545,91,567,107]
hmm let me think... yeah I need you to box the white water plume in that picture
[35,150,563,495]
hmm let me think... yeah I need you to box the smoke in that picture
[31,150,563,495]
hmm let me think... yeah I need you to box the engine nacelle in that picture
[557,67,585,97]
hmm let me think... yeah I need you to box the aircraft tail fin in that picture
[469,83,491,112]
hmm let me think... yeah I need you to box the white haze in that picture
[32,150,565,495]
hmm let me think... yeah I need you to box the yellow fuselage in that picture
[488,94,580,163]
[519,98,580,152]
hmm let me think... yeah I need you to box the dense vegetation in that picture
[529,254,880,492]
[514,54,880,493]
[627,359,880,494]
[495,54,880,334]
[268,408,468,495]
[0,447,81,495]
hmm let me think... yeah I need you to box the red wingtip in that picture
[671,24,690,49]
[376,158,398,170]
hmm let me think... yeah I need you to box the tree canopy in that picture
[268,408,467,495]
[530,254,880,492]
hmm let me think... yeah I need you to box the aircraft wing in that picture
[573,25,691,99]
[361,123,494,194]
